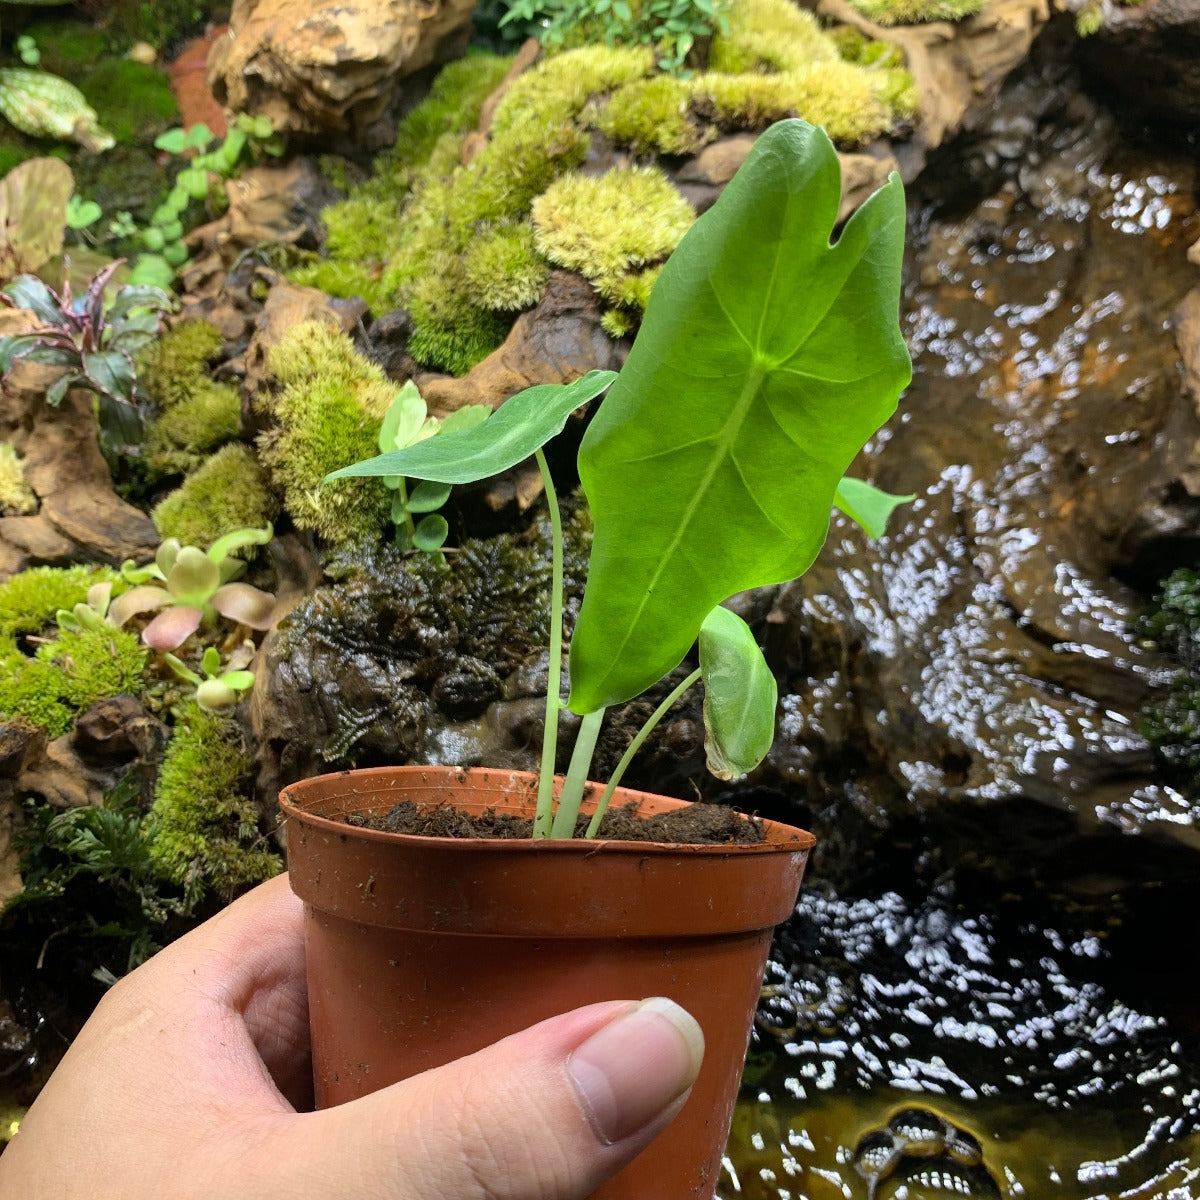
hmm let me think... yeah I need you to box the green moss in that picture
[0,443,36,516]
[0,624,147,736]
[144,381,242,477]
[846,0,984,24]
[593,75,703,157]
[463,222,551,311]
[0,642,74,736]
[145,702,281,897]
[708,0,838,73]
[152,443,279,548]
[256,322,393,544]
[78,60,178,146]
[600,308,636,338]
[22,20,111,80]
[141,320,225,408]
[0,564,117,640]
[532,166,695,297]
[697,62,892,146]
[35,626,147,709]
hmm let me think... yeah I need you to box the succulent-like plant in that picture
[109,526,277,651]
[164,641,256,713]
[0,261,173,454]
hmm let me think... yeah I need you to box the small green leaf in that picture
[327,370,617,485]
[178,167,209,200]
[187,122,214,148]
[218,669,255,691]
[390,490,409,523]
[379,380,426,453]
[698,605,777,780]
[413,514,449,552]
[834,476,915,539]
[154,128,189,154]
[407,479,453,513]
[82,350,135,402]
[162,241,189,268]
[201,645,221,676]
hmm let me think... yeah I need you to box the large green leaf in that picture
[325,370,617,485]
[698,605,777,781]
[568,119,910,713]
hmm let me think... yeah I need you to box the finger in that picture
[252,997,705,1200]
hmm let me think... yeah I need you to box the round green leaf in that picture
[412,514,449,552]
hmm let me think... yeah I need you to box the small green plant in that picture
[501,0,732,70]
[377,381,490,554]
[110,526,277,651]
[0,262,173,455]
[331,119,913,838]
[164,641,256,713]
[128,115,284,288]
[15,35,40,68]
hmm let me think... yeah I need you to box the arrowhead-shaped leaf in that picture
[834,476,915,539]
[698,605,777,781]
[324,370,618,485]
[568,120,911,712]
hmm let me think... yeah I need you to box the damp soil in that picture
[350,798,766,844]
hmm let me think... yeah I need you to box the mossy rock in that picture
[845,0,985,24]
[0,443,36,516]
[294,0,916,375]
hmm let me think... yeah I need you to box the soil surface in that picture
[352,798,767,844]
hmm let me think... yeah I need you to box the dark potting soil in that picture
[350,799,766,845]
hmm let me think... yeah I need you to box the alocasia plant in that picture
[329,119,912,838]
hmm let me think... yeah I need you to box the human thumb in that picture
[261,998,704,1200]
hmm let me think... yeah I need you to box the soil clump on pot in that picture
[353,797,766,844]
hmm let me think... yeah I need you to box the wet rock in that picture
[420,271,626,416]
[757,98,1200,864]
[207,0,476,140]
[1076,0,1200,129]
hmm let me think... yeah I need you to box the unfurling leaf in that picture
[834,476,915,539]
[698,605,777,780]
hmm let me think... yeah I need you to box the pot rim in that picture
[280,764,816,856]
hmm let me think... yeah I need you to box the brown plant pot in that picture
[280,766,815,1199]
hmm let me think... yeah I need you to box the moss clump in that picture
[709,0,838,73]
[144,384,241,477]
[145,702,280,899]
[846,0,984,24]
[152,443,279,548]
[256,322,393,544]
[140,320,240,478]
[0,625,147,736]
[592,74,703,156]
[0,564,117,640]
[463,223,552,312]
[0,443,37,515]
[141,319,225,408]
[532,166,694,305]
[78,59,178,146]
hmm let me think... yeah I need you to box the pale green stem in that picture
[396,478,418,546]
[585,668,701,838]
[533,448,563,840]
[551,706,606,839]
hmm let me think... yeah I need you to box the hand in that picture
[0,873,704,1199]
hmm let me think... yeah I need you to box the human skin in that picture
[0,873,704,1199]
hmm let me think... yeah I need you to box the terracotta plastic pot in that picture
[280,766,815,1199]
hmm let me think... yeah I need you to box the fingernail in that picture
[567,997,705,1145]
